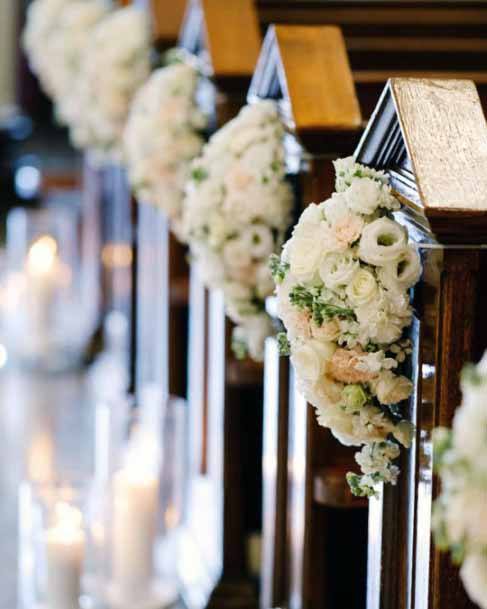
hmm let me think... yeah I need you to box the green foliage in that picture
[269,254,289,284]
[277,332,291,356]
[191,167,209,183]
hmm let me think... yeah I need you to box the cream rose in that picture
[461,553,487,609]
[311,319,341,342]
[374,370,413,405]
[345,177,383,215]
[291,339,336,382]
[346,268,378,306]
[288,231,325,282]
[319,251,358,288]
[358,217,407,266]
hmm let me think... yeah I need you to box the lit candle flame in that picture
[49,502,84,544]
[27,235,58,277]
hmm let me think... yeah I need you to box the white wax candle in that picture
[45,503,85,609]
[112,466,159,598]
[26,235,59,355]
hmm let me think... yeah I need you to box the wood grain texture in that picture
[201,0,261,77]
[429,250,481,609]
[391,78,487,212]
[149,0,187,43]
[274,25,361,131]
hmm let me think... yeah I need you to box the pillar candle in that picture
[111,466,159,598]
[45,503,85,609]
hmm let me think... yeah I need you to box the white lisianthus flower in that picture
[374,370,413,405]
[346,268,378,306]
[461,553,487,609]
[345,177,383,215]
[291,339,336,382]
[377,246,422,291]
[359,217,407,266]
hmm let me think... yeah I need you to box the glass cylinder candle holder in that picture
[93,387,182,609]
[18,480,91,609]
[4,207,97,371]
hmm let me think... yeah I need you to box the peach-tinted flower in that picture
[311,319,340,342]
[329,347,378,384]
[333,213,364,248]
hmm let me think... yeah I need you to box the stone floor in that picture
[0,367,94,608]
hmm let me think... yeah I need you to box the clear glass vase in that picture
[3,207,97,371]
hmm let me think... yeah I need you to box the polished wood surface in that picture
[201,0,261,77]
[275,25,361,132]
[150,0,187,44]
[391,78,487,212]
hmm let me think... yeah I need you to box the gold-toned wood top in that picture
[201,0,261,77]
[274,24,361,131]
[149,0,187,43]
[391,78,487,211]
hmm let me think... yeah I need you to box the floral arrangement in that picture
[23,0,74,96]
[23,0,109,127]
[432,355,487,609]
[272,157,421,496]
[68,5,151,162]
[182,100,293,361]
[124,55,207,237]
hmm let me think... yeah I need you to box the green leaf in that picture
[277,332,291,356]
[269,254,289,284]
[191,167,209,183]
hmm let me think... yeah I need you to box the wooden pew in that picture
[250,6,487,609]
[132,0,188,397]
[250,25,369,609]
[255,1,487,117]
[354,77,486,609]
[177,2,262,608]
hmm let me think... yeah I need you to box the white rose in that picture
[346,268,378,306]
[291,339,336,382]
[288,231,324,282]
[223,281,253,302]
[377,246,422,291]
[345,177,383,215]
[374,370,413,405]
[461,553,487,609]
[453,397,487,465]
[244,224,275,259]
[222,237,252,269]
[358,217,407,266]
[207,215,228,248]
[255,264,275,299]
[293,203,323,234]
[319,251,359,288]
